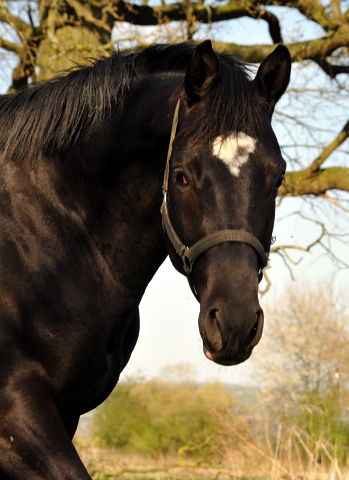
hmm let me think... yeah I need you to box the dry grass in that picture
[75,424,349,480]
[74,437,265,479]
[75,405,349,480]
[212,409,349,480]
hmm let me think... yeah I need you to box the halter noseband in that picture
[160,100,268,300]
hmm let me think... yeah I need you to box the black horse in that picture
[0,40,290,478]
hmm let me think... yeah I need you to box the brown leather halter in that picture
[160,100,268,300]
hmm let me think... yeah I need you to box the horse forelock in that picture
[180,57,267,147]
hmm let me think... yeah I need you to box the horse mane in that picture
[0,43,262,162]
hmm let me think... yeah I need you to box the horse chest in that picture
[0,180,141,403]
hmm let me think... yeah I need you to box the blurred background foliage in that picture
[92,373,234,457]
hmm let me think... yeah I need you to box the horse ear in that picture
[254,44,291,113]
[185,40,219,107]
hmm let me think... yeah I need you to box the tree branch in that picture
[330,0,344,22]
[260,10,282,44]
[114,0,282,42]
[314,58,349,78]
[279,167,349,197]
[0,1,31,36]
[271,0,333,32]
[65,0,112,33]
[213,30,349,63]
[268,211,349,285]
[0,37,22,54]
[306,119,349,174]
[114,0,337,34]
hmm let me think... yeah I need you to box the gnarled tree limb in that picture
[280,167,349,197]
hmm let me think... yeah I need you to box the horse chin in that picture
[204,346,252,366]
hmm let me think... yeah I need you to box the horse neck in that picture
[62,78,182,302]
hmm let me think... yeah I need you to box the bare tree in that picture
[255,282,349,414]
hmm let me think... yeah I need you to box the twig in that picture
[307,119,349,174]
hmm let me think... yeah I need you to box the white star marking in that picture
[212,133,256,177]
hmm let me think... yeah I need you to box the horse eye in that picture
[175,171,188,186]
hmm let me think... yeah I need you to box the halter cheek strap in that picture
[160,100,268,300]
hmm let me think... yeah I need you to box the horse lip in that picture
[203,346,251,366]
[204,349,214,361]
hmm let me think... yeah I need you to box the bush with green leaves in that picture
[92,373,234,457]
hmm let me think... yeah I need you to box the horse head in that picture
[163,40,291,366]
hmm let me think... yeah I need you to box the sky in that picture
[0,4,348,387]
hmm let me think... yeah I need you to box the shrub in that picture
[92,375,234,457]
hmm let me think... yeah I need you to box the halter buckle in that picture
[181,249,192,276]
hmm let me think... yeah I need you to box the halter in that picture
[160,100,268,300]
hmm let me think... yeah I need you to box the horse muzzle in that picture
[200,302,264,366]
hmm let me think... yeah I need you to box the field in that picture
[74,380,349,480]
[75,433,349,480]
[75,438,269,480]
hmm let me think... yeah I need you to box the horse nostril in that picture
[245,310,264,350]
[205,308,223,352]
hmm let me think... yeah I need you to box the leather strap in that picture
[162,100,180,203]
[184,229,268,274]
